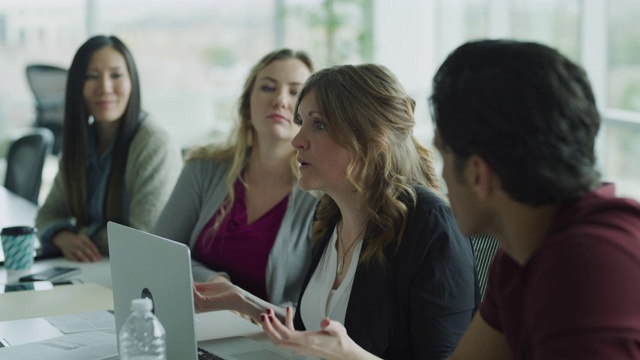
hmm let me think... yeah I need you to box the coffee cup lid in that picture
[1,226,37,236]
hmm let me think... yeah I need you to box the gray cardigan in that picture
[36,118,183,255]
[153,158,318,308]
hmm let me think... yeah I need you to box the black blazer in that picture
[294,186,478,359]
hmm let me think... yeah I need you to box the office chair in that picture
[4,127,54,204]
[470,234,501,300]
[25,64,68,155]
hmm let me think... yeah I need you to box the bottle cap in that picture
[131,297,153,312]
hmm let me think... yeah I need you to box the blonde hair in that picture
[186,49,314,234]
[295,64,440,265]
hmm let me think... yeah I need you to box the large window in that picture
[511,0,580,60]
[0,0,85,136]
[282,0,373,67]
[432,0,640,199]
[0,0,372,149]
[603,0,640,198]
[92,0,372,149]
[92,0,278,148]
[608,0,640,112]
[0,0,639,199]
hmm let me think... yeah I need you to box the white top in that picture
[300,228,363,331]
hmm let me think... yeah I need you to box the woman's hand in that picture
[193,276,245,312]
[193,276,265,324]
[261,307,381,360]
[52,230,101,262]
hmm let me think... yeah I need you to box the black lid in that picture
[1,226,36,236]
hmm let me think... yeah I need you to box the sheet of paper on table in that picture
[0,331,118,360]
[44,310,115,334]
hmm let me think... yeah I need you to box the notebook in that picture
[107,222,306,360]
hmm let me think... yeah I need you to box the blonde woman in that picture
[154,49,317,316]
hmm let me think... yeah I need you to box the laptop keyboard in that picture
[198,347,225,360]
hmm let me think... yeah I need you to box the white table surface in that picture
[0,256,266,354]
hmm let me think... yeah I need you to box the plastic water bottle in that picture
[118,298,166,360]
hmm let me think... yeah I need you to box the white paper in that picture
[0,331,118,360]
[45,310,115,334]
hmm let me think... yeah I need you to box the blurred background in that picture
[0,0,638,200]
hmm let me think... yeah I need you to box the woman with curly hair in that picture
[262,64,478,359]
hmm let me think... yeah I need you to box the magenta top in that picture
[194,179,289,301]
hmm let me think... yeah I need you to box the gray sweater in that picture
[153,158,317,308]
[36,119,183,254]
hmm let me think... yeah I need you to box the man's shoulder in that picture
[529,216,640,296]
[538,226,640,269]
[545,185,640,259]
[563,184,640,232]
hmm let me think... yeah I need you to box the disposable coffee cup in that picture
[1,226,37,271]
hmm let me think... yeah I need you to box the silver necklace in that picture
[337,222,361,276]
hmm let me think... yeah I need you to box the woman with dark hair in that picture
[36,35,182,262]
[154,49,317,316]
[260,64,477,359]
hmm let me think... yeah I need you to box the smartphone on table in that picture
[18,266,80,282]
[1,281,54,293]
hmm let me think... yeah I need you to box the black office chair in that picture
[25,64,68,155]
[470,234,501,300]
[4,128,54,204]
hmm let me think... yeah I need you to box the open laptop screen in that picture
[108,222,199,359]
[107,222,309,360]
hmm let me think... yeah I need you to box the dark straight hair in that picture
[62,35,142,227]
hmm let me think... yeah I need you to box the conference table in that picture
[0,188,275,359]
[0,256,269,359]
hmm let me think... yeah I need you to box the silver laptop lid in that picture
[108,221,198,360]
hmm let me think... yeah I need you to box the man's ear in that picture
[466,154,496,201]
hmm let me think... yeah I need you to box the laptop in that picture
[107,222,308,360]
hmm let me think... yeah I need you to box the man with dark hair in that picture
[431,39,640,359]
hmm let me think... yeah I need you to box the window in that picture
[0,0,85,132]
[510,0,580,60]
[92,0,277,148]
[601,115,640,198]
[603,0,640,198]
[282,0,372,68]
[608,0,640,112]
[430,0,640,199]
[0,15,7,44]
[88,0,372,148]
[0,0,639,199]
